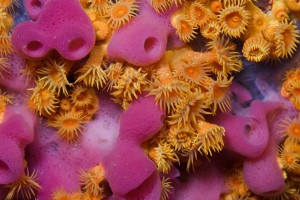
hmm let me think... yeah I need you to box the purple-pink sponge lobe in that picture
[106,0,182,66]
[0,106,35,184]
[24,0,49,20]
[103,95,165,196]
[12,0,95,60]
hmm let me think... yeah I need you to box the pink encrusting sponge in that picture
[0,105,36,184]
[24,0,49,20]
[106,0,183,66]
[102,95,165,197]
[212,100,282,158]
[0,53,34,93]
[243,135,286,196]
[12,0,95,60]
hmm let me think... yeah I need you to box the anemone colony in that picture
[1,0,300,199]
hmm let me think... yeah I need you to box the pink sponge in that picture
[107,0,182,66]
[119,94,165,143]
[102,95,165,196]
[123,172,161,200]
[12,0,95,60]
[0,53,34,93]
[24,0,49,20]
[173,160,228,200]
[0,106,36,184]
[211,100,282,158]
[243,135,286,196]
[27,94,121,199]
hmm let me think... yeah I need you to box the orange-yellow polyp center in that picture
[226,12,242,29]
[77,91,88,101]
[194,7,205,19]
[211,62,223,72]
[210,1,222,12]
[289,123,300,137]
[255,17,264,27]
[96,0,107,5]
[63,119,78,128]
[184,66,200,79]
[168,90,180,101]
[293,88,300,97]
[180,21,191,34]
[249,47,263,57]
[284,154,295,164]
[208,26,217,34]
[283,30,292,46]
[60,99,71,111]
[155,0,165,5]
[112,5,129,19]
[110,71,120,81]
[0,0,11,9]
[213,85,227,100]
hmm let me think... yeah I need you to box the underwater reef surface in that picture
[0,0,300,199]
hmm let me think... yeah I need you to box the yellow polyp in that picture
[105,62,124,91]
[284,0,300,11]
[188,1,213,27]
[0,89,13,123]
[112,4,129,19]
[0,0,13,10]
[275,22,300,59]
[29,81,59,116]
[168,123,196,151]
[272,0,289,22]
[194,120,225,156]
[107,0,138,28]
[48,111,86,142]
[279,140,300,174]
[59,98,72,112]
[156,64,174,84]
[206,37,242,75]
[207,75,233,114]
[75,45,107,89]
[147,54,195,112]
[0,8,13,32]
[5,168,42,200]
[218,5,250,38]
[209,0,223,13]
[0,33,13,56]
[149,0,172,13]
[168,88,211,126]
[200,20,221,40]
[0,57,9,77]
[242,36,271,62]
[37,58,72,95]
[170,49,212,85]
[87,0,110,16]
[79,164,106,197]
[71,85,96,108]
[160,177,173,200]
[93,20,110,40]
[171,13,197,42]
[224,164,250,197]
[52,188,72,200]
[278,115,300,144]
[148,143,179,174]
[111,66,147,109]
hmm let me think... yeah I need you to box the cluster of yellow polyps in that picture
[0,1,14,77]
[278,114,300,173]
[281,68,300,110]
[80,0,139,41]
[27,55,100,142]
[166,0,300,62]
[52,164,107,200]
